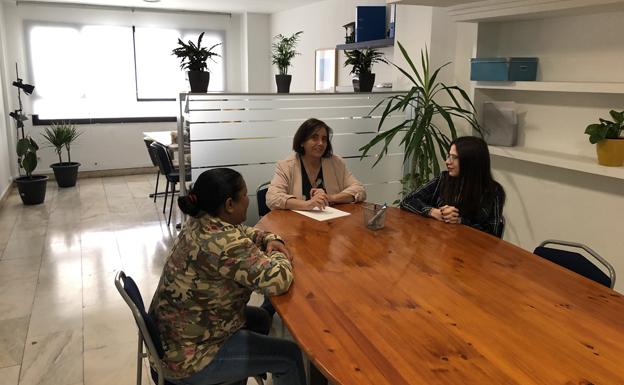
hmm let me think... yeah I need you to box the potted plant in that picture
[359,43,481,200]
[9,67,48,205]
[344,48,387,92]
[172,32,221,93]
[41,122,82,187]
[15,135,47,205]
[584,110,624,167]
[271,31,303,93]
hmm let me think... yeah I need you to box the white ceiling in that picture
[12,0,328,14]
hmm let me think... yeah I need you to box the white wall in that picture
[270,0,396,92]
[0,2,253,175]
[0,4,12,197]
[242,13,271,92]
[454,11,624,292]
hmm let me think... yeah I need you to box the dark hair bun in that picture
[178,195,201,217]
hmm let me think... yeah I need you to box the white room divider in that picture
[178,92,407,225]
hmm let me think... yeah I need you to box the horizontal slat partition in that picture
[190,133,403,166]
[189,116,406,140]
[183,92,407,225]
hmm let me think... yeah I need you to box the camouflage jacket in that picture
[148,213,293,379]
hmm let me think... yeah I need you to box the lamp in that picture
[12,78,35,95]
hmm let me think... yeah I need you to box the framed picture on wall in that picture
[315,48,336,91]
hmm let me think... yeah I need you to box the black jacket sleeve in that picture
[399,175,443,216]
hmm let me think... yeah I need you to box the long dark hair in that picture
[441,136,505,218]
[178,168,245,217]
[292,118,333,158]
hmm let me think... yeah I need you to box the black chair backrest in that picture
[144,138,159,167]
[117,271,165,358]
[151,142,174,176]
[533,244,612,288]
[256,182,270,217]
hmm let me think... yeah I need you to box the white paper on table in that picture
[291,206,351,221]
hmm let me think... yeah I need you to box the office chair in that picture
[115,271,264,385]
[151,142,191,226]
[144,138,162,202]
[533,240,616,288]
[256,182,271,217]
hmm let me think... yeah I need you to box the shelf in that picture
[474,81,624,94]
[336,38,394,50]
[445,0,624,22]
[488,146,624,180]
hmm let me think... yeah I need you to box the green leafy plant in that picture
[16,136,38,178]
[584,110,624,144]
[63,124,81,163]
[359,42,481,200]
[271,31,303,75]
[344,49,387,75]
[172,32,221,72]
[41,122,82,164]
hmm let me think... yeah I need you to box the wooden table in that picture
[256,204,624,385]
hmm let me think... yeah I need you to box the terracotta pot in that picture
[596,138,624,167]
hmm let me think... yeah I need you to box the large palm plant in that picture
[360,42,481,198]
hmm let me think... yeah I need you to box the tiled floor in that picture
[0,174,265,385]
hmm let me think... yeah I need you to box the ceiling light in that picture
[143,0,161,3]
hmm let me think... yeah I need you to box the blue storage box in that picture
[355,6,386,42]
[470,57,538,81]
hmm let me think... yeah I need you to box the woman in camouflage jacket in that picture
[149,168,305,385]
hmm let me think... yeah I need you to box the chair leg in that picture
[163,180,169,214]
[168,182,176,226]
[153,171,160,202]
[136,333,143,385]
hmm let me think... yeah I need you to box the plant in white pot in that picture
[42,122,82,187]
[585,110,624,167]
[271,31,303,93]
[344,48,387,92]
[172,32,221,93]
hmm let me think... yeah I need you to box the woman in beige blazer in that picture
[266,118,366,211]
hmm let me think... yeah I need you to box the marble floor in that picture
[0,174,265,385]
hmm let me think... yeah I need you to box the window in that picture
[134,28,224,100]
[27,22,225,120]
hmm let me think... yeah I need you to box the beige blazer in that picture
[266,153,366,210]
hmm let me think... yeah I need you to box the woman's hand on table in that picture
[267,240,293,262]
[440,205,460,224]
[307,190,329,210]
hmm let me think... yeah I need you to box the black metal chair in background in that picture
[144,138,162,202]
[256,182,271,217]
[150,142,191,226]
[533,239,616,288]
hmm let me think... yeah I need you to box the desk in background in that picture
[257,204,624,385]
[143,131,190,166]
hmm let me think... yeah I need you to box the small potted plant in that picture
[344,48,387,92]
[41,122,82,187]
[10,68,48,205]
[15,135,47,205]
[271,31,303,93]
[172,32,221,93]
[585,110,624,167]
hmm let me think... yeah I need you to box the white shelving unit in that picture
[474,81,624,94]
[489,146,624,180]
